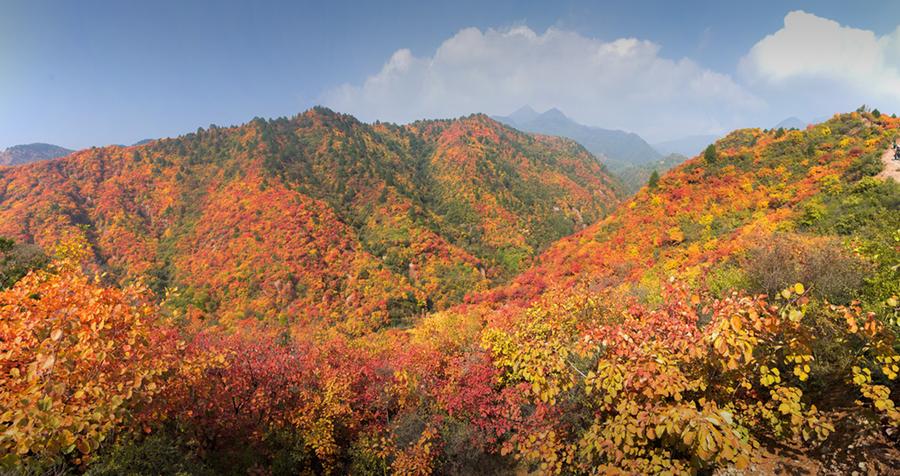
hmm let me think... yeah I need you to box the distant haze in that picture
[653,135,721,157]
[0,143,73,166]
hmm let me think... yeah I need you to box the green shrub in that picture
[705,263,750,298]
[795,177,899,305]
[431,262,484,308]
[86,434,214,476]
[0,237,48,289]
[842,152,883,181]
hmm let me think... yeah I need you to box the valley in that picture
[1,108,897,474]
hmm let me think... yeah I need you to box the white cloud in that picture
[322,26,761,141]
[741,10,900,107]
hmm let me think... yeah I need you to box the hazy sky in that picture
[2,0,899,148]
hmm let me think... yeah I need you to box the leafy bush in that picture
[705,263,750,298]
[842,152,883,181]
[796,177,900,304]
[482,283,899,473]
[0,249,178,470]
[86,434,213,476]
[0,237,48,289]
[743,233,867,304]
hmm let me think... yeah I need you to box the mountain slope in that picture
[0,108,621,330]
[610,153,688,194]
[0,143,73,166]
[461,110,900,473]
[475,111,899,312]
[3,110,898,475]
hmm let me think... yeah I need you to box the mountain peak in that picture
[774,116,807,130]
[0,143,73,166]
[506,105,540,124]
[540,107,570,122]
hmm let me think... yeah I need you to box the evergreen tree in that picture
[648,170,660,189]
[703,144,718,165]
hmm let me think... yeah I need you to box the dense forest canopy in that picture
[0,108,620,333]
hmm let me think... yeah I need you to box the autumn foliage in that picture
[0,109,898,473]
[0,242,178,468]
[483,282,898,473]
[0,109,621,332]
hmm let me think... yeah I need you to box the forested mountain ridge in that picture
[0,107,621,331]
[2,110,898,475]
[474,111,898,311]
[495,107,688,194]
[456,110,900,472]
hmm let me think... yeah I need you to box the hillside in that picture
[0,108,621,331]
[467,109,900,474]
[0,143,73,166]
[476,111,898,310]
[2,110,898,475]
[458,110,900,473]
[495,107,692,194]
[610,153,688,194]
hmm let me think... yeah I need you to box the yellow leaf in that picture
[794,283,805,294]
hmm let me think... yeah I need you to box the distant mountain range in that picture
[1,140,158,167]
[494,107,697,194]
[0,143,73,166]
[774,116,807,130]
[494,106,661,167]
[652,134,721,157]
[651,117,815,157]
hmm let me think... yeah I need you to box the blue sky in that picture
[2,0,899,148]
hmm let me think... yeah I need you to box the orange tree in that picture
[0,251,178,469]
[482,282,899,473]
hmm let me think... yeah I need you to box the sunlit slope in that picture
[0,108,621,329]
[473,111,899,311]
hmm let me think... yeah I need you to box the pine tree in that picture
[704,144,717,165]
[648,170,660,189]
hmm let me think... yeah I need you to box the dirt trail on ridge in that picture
[878,140,900,181]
